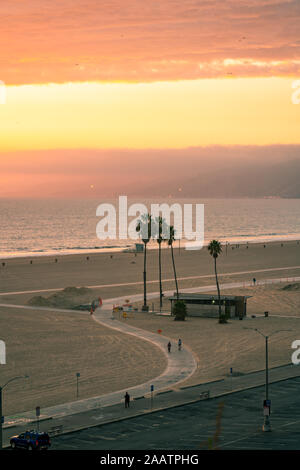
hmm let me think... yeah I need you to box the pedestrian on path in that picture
[124,392,130,408]
[253,277,256,286]
[178,338,182,351]
[167,341,171,353]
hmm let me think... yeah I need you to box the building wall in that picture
[186,303,235,318]
[235,296,246,317]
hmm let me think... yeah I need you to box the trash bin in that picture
[264,311,269,317]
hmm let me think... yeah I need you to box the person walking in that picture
[253,277,256,286]
[124,392,130,408]
[167,341,171,353]
[178,338,182,351]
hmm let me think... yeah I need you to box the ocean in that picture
[0,198,300,259]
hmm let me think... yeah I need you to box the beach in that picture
[127,282,300,387]
[0,306,166,415]
[1,240,300,297]
[1,240,300,415]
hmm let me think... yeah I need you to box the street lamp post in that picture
[0,375,29,450]
[265,335,269,401]
[244,328,291,432]
[263,334,271,432]
[76,373,80,400]
[0,387,3,450]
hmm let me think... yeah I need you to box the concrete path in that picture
[1,273,300,314]
[1,274,300,433]
[1,264,299,296]
[3,363,300,449]
[1,300,197,428]
[92,303,197,396]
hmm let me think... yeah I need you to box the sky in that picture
[0,0,300,197]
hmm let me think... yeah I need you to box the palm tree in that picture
[153,216,168,312]
[168,225,179,300]
[157,216,164,311]
[207,240,225,323]
[136,213,152,311]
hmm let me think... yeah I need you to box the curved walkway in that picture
[1,274,300,426]
[87,271,300,402]
[0,296,197,426]
[92,303,197,403]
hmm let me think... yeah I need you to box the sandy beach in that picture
[1,240,300,297]
[127,282,300,387]
[0,305,166,415]
[1,240,300,416]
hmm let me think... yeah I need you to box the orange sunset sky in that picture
[0,0,300,197]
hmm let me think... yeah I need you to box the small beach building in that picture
[168,293,250,319]
[135,243,144,252]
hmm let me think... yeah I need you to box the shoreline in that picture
[1,237,300,262]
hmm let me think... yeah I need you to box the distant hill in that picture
[142,157,300,198]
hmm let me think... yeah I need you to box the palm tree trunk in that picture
[171,243,179,300]
[159,241,162,311]
[214,256,222,322]
[143,242,147,308]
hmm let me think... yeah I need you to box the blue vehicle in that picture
[10,430,51,450]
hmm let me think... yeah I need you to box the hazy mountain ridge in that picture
[142,157,300,198]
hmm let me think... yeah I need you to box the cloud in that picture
[1,0,300,84]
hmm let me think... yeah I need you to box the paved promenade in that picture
[1,297,197,430]
[3,362,300,448]
[1,275,300,447]
[51,375,300,450]
[93,304,197,395]
[1,265,299,297]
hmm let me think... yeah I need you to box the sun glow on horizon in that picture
[0,77,299,152]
